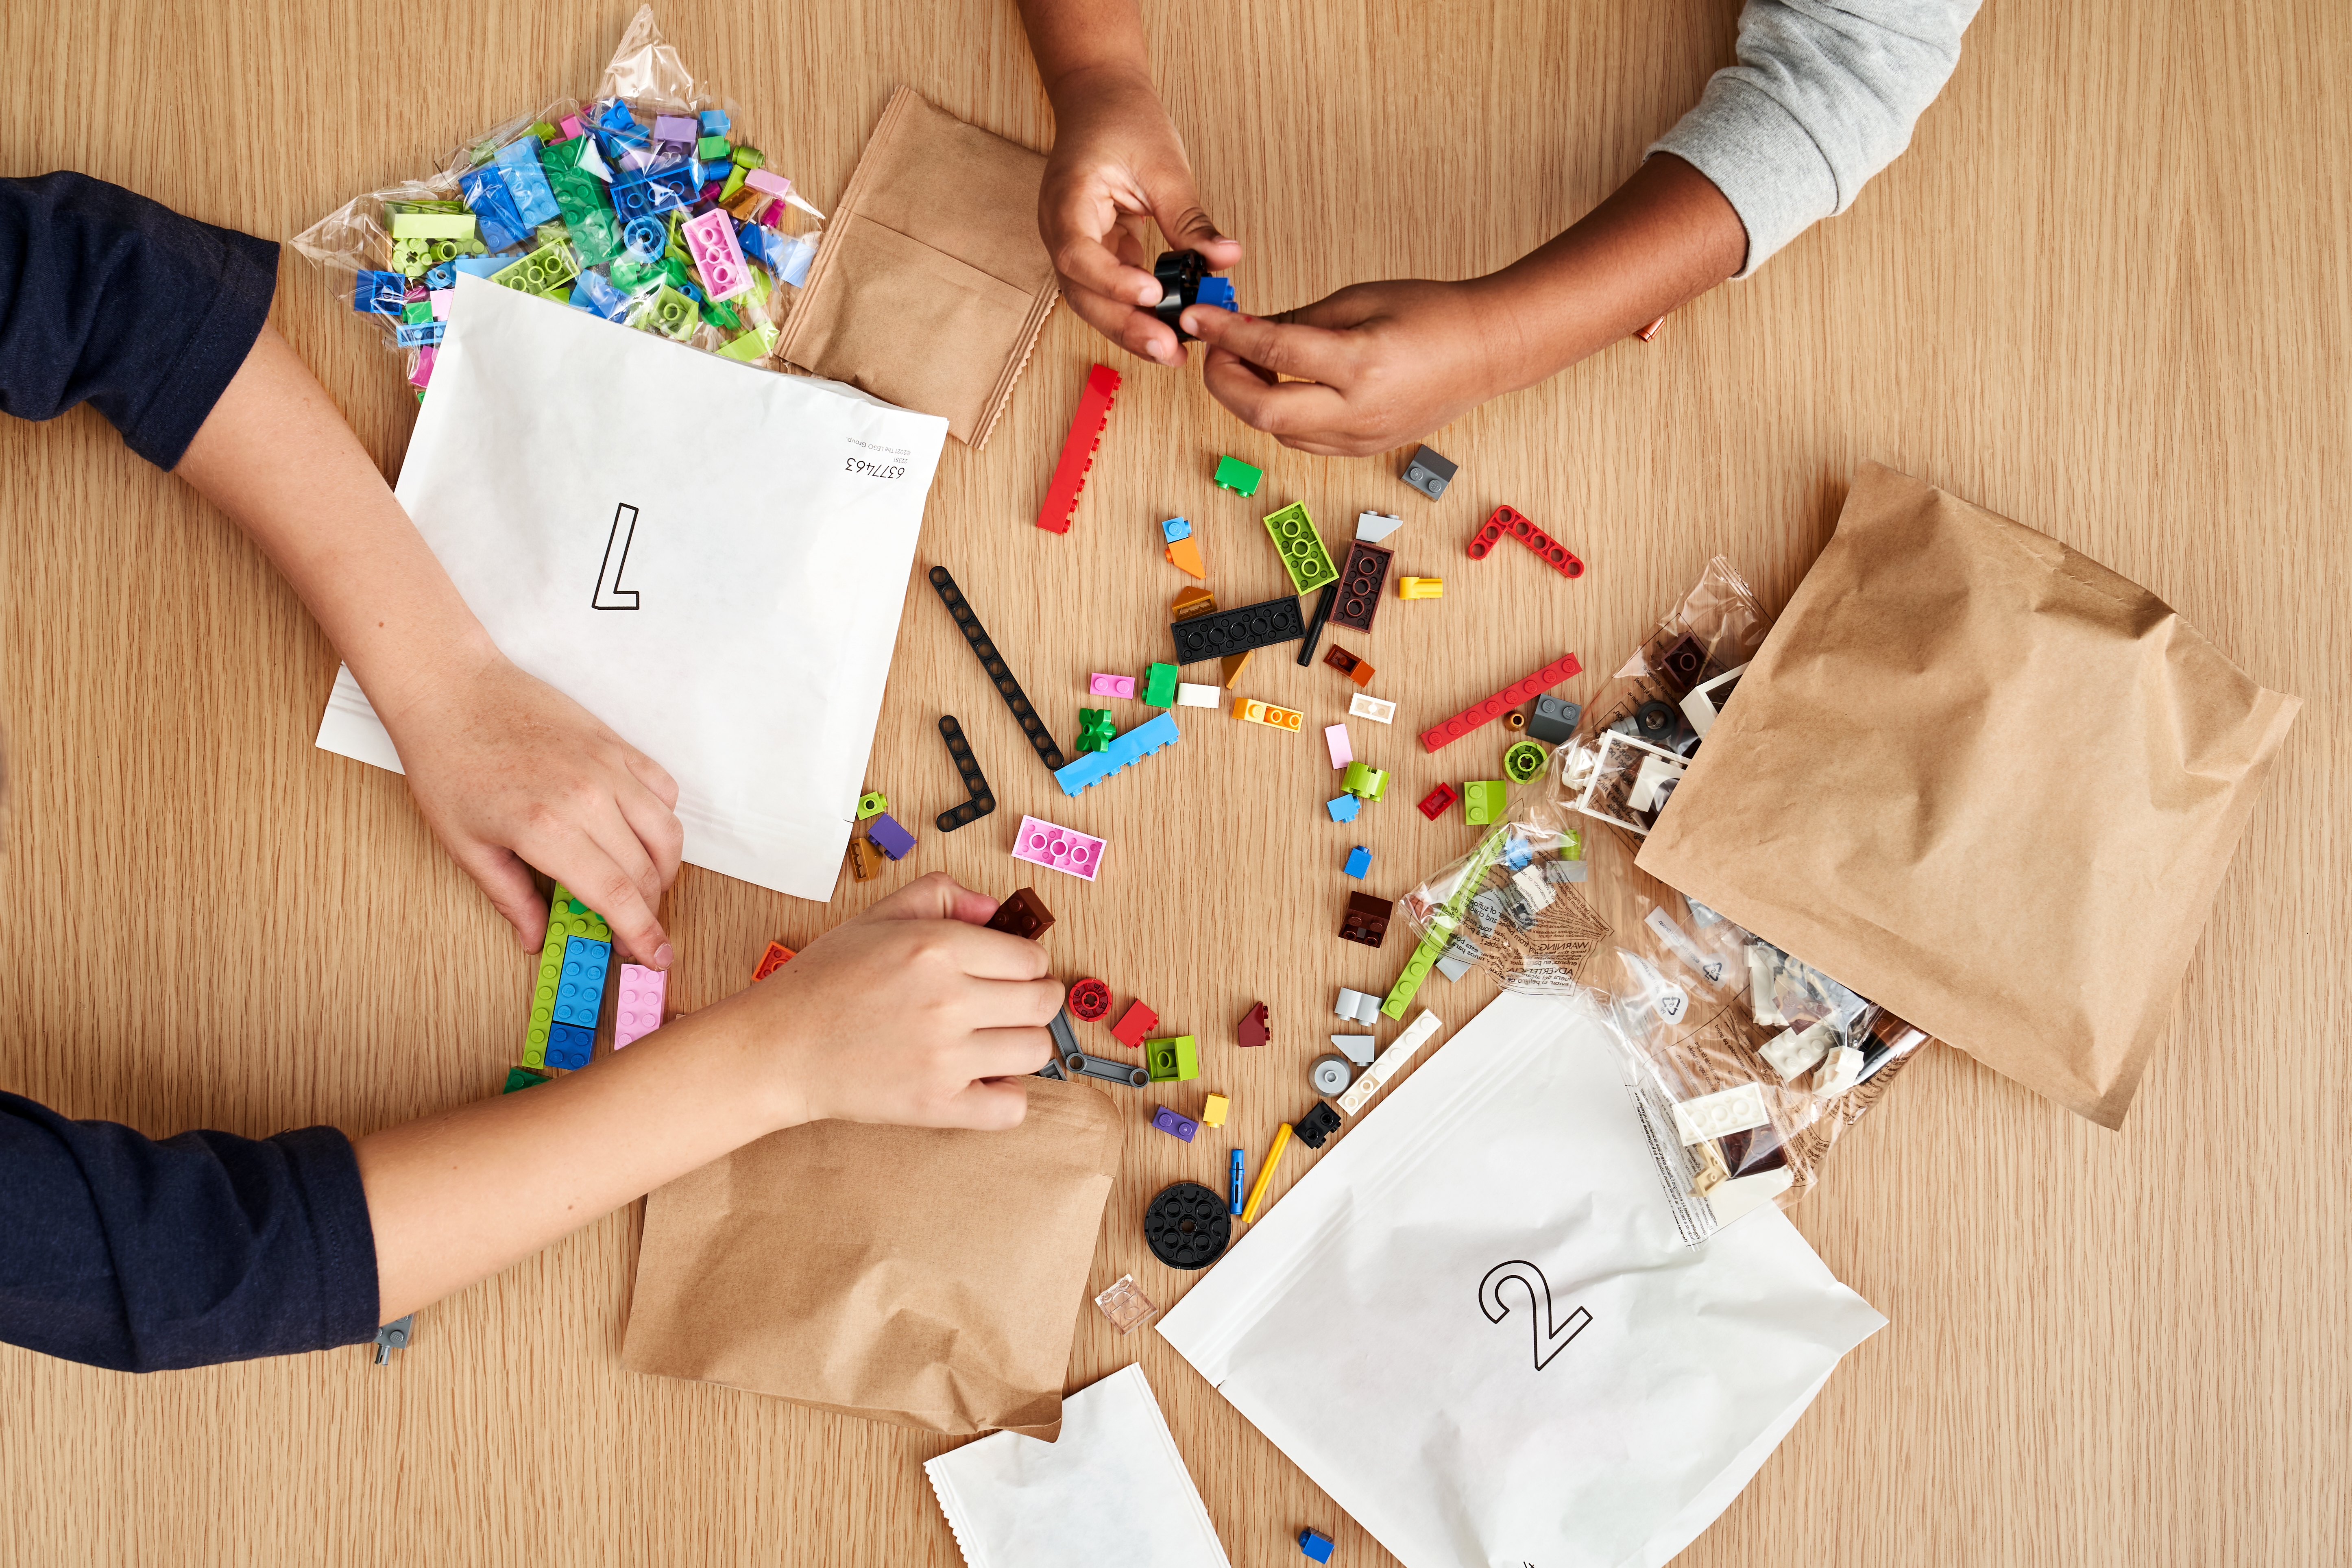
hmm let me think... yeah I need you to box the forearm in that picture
[355,996,797,1320]
[1471,154,1746,394]
[171,325,498,726]
[1016,0,1153,100]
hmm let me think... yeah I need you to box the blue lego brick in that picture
[423,261,457,291]
[457,166,528,253]
[1196,275,1237,312]
[544,1020,595,1071]
[1299,1527,1336,1563]
[611,164,695,220]
[738,220,781,270]
[1161,516,1192,543]
[1345,846,1372,879]
[451,253,516,279]
[1326,794,1361,823]
[599,100,639,131]
[699,109,731,135]
[394,321,445,347]
[493,137,563,227]
[570,271,629,320]
[354,271,407,314]
[552,936,612,1029]
[1053,711,1180,797]
[866,811,917,860]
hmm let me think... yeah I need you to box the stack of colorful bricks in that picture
[520,882,615,1073]
[345,96,816,395]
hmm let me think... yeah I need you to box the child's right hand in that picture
[1036,65,1242,366]
[728,873,1064,1133]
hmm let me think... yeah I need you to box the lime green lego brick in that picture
[1343,761,1390,801]
[1503,740,1548,783]
[385,198,472,216]
[389,214,480,240]
[387,238,437,277]
[1561,828,1584,861]
[636,283,702,340]
[1463,781,1508,825]
[731,145,767,170]
[1381,928,1446,1019]
[547,882,614,942]
[1262,502,1339,594]
[696,135,732,160]
[720,164,750,203]
[521,929,567,1069]
[1145,1035,1200,1082]
[489,239,580,298]
[716,328,773,363]
[528,121,559,142]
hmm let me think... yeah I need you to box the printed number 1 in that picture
[593,503,642,610]
[1479,1260,1592,1371]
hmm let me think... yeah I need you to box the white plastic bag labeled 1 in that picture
[1156,990,1886,1568]
[315,273,948,900]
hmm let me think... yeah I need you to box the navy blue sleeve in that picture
[0,1090,380,1371]
[0,171,279,469]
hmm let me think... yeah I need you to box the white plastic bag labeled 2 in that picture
[1157,990,1886,1568]
[315,274,948,901]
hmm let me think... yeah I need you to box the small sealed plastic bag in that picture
[291,7,825,395]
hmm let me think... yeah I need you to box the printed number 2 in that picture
[593,503,642,610]
[1479,1260,1591,1371]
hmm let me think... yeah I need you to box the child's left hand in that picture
[374,651,684,966]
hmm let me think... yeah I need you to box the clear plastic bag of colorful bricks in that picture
[290,6,826,395]
[1604,886,1929,1242]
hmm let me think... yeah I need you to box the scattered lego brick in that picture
[857,791,889,819]
[1170,593,1307,665]
[1528,694,1582,744]
[1110,1000,1160,1048]
[1296,580,1338,667]
[1162,515,1192,544]
[1309,1054,1353,1095]
[1093,1273,1159,1335]
[1146,1034,1201,1083]
[1293,1101,1344,1149]
[1503,739,1549,783]
[929,566,1067,772]
[1335,987,1381,1027]
[1324,644,1376,687]
[1326,794,1362,823]
[1466,503,1584,578]
[1262,501,1339,594]
[1397,576,1444,599]
[1401,444,1456,499]
[1349,693,1397,725]
[1175,682,1221,707]
[1075,708,1116,753]
[1299,1527,1337,1564]
[1053,711,1181,796]
[1152,1104,1201,1143]
[983,887,1055,941]
[1332,1034,1376,1066]
[1238,1002,1271,1049]
[1356,510,1404,543]
[1463,780,1508,824]
[1066,978,1113,1022]
[1236,698,1305,733]
[1325,722,1354,767]
[612,964,667,1049]
[1145,1180,1232,1268]
[1213,454,1262,496]
[1064,1049,1151,1087]
[934,714,998,830]
[501,1066,550,1094]
[1201,1093,1229,1127]
[752,940,796,981]
[847,835,883,880]
[1011,814,1106,881]
[1342,761,1389,801]
[680,207,751,301]
[1228,1148,1246,1214]
[1143,663,1180,707]
[1344,845,1372,879]
[1171,585,1255,689]
[1088,672,1136,699]
[1330,540,1393,632]
[1035,363,1121,533]
[1340,891,1395,948]
[866,811,917,860]
[1418,782,1460,820]
[1419,652,1583,753]
[1164,534,1206,578]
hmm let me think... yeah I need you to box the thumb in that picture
[859,869,1001,927]
[462,846,549,952]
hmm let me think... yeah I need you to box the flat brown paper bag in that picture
[775,86,1059,448]
[622,1077,1122,1439]
[1637,463,2298,1128]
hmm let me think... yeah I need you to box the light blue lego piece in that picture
[1326,794,1361,823]
[394,321,445,347]
[451,253,515,279]
[1054,711,1181,796]
[493,136,563,227]
[545,1019,595,1071]
[1345,846,1372,879]
[622,215,666,261]
[778,233,816,287]
[1500,835,1535,871]
[552,936,612,1029]
[423,261,457,290]
[1161,516,1192,543]
[699,109,731,135]
[570,271,629,320]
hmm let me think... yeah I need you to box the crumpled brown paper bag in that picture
[775,86,1059,448]
[1637,463,2298,1128]
[622,1078,1121,1439]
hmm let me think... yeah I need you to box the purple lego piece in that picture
[1152,1106,1199,1143]
[652,114,700,144]
[866,811,917,861]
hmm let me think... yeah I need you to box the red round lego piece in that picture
[1068,977,1112,1021]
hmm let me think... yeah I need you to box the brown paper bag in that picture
[775,86,1059,448]
[622,1078,1122,1439]
[1637,463,2298,1128]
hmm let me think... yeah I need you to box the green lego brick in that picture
[608,258,663,294]
[1214,454,1262,496]
[1561,828,1583,861]
[857,791,889,819]
[696,134,732,160]
[501,1066,551,1094]
[1463,780,1508,825]
[1075,708,1115,753]
[489,239,580,298]
[1143,663,1179,708]
[1503,741,1548,783]
[1343,761,1390,801]
[1381,928,1447,1019]
[548,882,614,942]
[704,297,742,331]
[715,323,779,363]
[1262,502,1339,594]
[1145,1035,1200,1083]
[731,145,766,169]
[401,300,433,325]
[569,209,626,268]
[637,283,702,340]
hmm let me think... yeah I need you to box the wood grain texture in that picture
[1,0,2345,1564]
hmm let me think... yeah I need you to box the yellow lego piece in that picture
[1201,1093,1230,1127]
[1397,576,1445,599]
[1236,698,1305,732]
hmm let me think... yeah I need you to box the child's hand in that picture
[1038,66,1242,366]
[1184,281,1511,456]
[733,873,1062,1132]
[375,652,684,966]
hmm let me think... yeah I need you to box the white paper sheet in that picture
[925,1364,1232,1568]
[315,274,948,900]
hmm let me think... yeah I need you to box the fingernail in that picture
[654,942,674,970]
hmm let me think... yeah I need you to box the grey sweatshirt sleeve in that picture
[1648,0,1982,277]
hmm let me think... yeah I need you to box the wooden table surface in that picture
[2,1,2345,1564]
